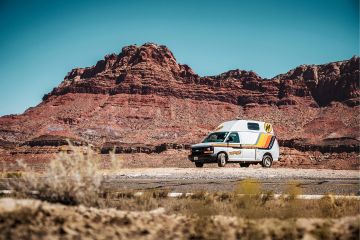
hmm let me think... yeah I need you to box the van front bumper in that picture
[188,154,217,163]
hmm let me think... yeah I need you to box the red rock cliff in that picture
[0,43,359,165]
[43,43,359,109]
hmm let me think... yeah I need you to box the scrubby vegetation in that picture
[1,145,359,219]
[0,197,358,240]
[5,143,122,206]
[101,185,360,219]
[0,145,359,239]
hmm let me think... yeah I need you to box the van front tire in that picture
[217,152,227,167]
[195,162,203,168]
[261,155,273,168]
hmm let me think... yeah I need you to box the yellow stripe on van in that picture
[256,134,267,148]
[255,133,272,148]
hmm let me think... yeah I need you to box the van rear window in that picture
[247,122,260,130]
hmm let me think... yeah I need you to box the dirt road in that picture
[103,168,360,195]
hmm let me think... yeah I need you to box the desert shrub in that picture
[190,190,208,200]
[8,143,104,206]
[214,192,233,202]
[106,147,124,171]
[284,180,302,200]
[4,172,23,178]
[242,221,267,240]
[318,195,360,218]
[234,179,261,206]
[310,221,332,240]
[189,217,224,240]
[281,180,303,218]
[187,197,220,240]
[318,195,339,218]
[0,160,23,178]
[232,179,266,218]
[190,199,217,218]
[153,189,170,198]
[134,190,164,210]
[235,179,262,196]
[261,190,274,204]
[96,189,359,219]
[116,191,136,199]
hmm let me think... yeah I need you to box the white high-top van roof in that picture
[214,120,274,134]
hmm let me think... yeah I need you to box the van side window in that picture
[247,122,260,131]
[228,132,240,143]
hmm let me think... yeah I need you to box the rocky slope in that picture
[0,43,358,169]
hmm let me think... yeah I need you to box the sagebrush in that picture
[8,143,122,206]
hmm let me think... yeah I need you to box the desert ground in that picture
[0,146,359,240]
[0,197,359,240]
[101,167,360,195]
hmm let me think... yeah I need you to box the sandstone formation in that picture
[0,43,358,169]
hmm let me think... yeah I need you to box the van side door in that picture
[226,132,242,161]
[239,132,257,161]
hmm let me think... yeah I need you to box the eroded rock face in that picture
[43,43,359,108]
[273,56,360,106]
[0,43,359,169]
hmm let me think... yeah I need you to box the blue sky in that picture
[0,0,358,116]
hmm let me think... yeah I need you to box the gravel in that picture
[108,167,360,180]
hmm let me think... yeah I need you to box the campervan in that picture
[188,120,279,168]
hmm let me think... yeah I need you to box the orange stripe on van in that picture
[255,133,273,148]
[263,135,272,148]
[256,134,267,147]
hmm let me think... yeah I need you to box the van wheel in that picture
[217,153,227,167]
[240,163,250,168]
[261,155,273,168]
[195,162,203,168]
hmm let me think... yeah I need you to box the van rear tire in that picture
[195,162,203,168]
[217,153,227,167]
[261,155,273,168]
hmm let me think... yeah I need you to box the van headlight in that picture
[204,146,214,154]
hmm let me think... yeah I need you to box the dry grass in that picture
[6,143,106,206]
[2,144,122,207]
[1,148,359,219]
[102,182,360,219]
[1,172,23,179]
[1,148,359,239]
[0,198,358,240]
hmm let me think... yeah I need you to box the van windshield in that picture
[203,132,229,143]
